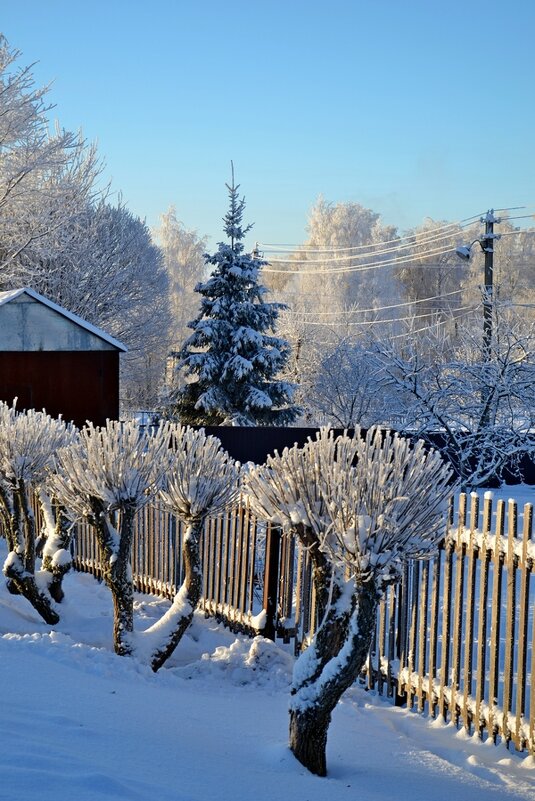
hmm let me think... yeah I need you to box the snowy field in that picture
[1,488,535,801]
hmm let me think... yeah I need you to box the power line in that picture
[263,223,475,264]
[262,243,459,274]
[294,305,477,329]
[387,308,478,340]
[259,211,486,252]
[261,227,534,275]
[282,288,465,317]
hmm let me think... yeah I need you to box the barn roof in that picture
[0,287,127,352]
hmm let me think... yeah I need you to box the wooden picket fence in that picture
[366,492,535,755]
[69,491,535,755]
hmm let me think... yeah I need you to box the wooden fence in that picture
[70,491,535,756]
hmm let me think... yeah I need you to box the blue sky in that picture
[2,0,534,246]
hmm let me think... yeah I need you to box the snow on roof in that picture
[0,287,127,352]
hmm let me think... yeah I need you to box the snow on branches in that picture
[245,427,454,586]
[52,419,173,522]
[169,174,299,427]
[144,425,240,670]
[160,425,240,523]
[245,427,456,776]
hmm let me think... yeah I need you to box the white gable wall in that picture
[0,294,117,351]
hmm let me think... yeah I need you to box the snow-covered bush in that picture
[0,402,75,623]
[244,427,455,776]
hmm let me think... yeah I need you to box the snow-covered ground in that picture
[1,489,535,801]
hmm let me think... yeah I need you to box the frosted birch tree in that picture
[51,421,239,669]
[0,403,75,623]
[0,36,100,282]
[154,205,207,350]
[245,427,454,776]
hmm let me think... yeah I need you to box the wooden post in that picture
[262,524,281,641]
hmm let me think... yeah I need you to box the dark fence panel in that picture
[202,425,535,483]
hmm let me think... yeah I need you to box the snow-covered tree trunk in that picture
[3,478,59,624]
[149,518,204,672]
[289,576,379,776]
[89,497,136,657]
[37,491,73,603]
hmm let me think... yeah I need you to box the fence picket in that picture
[515,504,533,749]
[502,500,518,746]
[474,493,492,738]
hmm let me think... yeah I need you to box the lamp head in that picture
[455,245,472,261]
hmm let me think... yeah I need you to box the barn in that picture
[0,287,127,427]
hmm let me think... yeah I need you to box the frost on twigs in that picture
[244,426,456,777]
[51,420,174,656]
[160,425,241,523]
[144,425,240,671]
[0,402,74,623]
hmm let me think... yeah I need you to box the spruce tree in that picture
[171,173,299,426]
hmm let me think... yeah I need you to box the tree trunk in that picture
[289,576,379,776]
[90,500,136,658]
[2,481,59,625]
[150,519,204,671]
[106,506,136,657]
[38,493,73,602]
[109,577,135,656]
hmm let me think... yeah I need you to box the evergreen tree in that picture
[171,172,299,426]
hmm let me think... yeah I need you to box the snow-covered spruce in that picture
[244,427,456,777]
[167,170,299,426]
[0,403,75,623]
[138,425,240,671]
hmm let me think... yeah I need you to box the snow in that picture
[1,507,535,800]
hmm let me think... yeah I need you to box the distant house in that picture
[0,287,127,427]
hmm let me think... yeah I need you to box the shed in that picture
[0,287,127,427]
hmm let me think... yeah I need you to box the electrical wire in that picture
[387,307,478,340]
[262,222,474,264]
[262,243,459,274]
[282,288,465,317]
[258,211,486,252]
[295,305,477,328]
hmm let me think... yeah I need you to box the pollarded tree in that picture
[244,427,455,776]
[140,425,240,671]
[0,403,75,623]
[51,420,240,670]
[171,172,299,426]
[51,420,174,656]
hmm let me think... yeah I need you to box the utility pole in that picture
[481,209,500,362]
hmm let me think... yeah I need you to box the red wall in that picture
[0,351,120,428]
